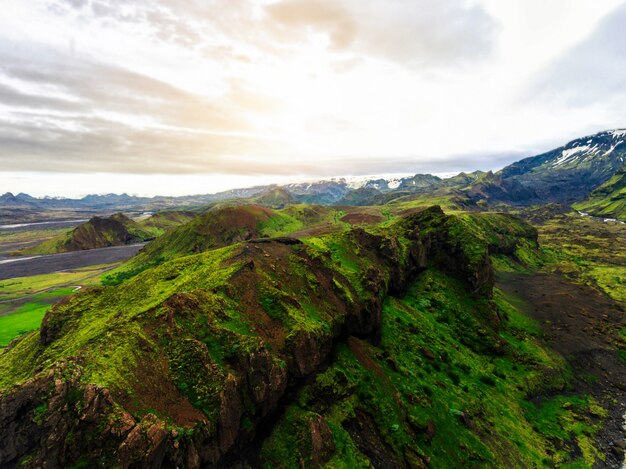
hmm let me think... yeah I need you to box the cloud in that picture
[51,0,259,51]
[265,0,496,67]
[0,40,290,174]
[52,0,496,68]
[529,3,626,107]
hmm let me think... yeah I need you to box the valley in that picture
[0,244,145,280]
[0,129,624,468]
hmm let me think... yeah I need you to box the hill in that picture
[573,163,626,220]
[2,199,624,467]
[102,205,305,284]
[461,171,538,206]
[336,187,383,206]
[138,210,197,236]
[21,213,155,255]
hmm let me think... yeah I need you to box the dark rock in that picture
[309,415,335,467]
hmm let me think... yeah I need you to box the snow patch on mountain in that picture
[553,145,592,167]
[340,174,414,190]
[604,141,623,156]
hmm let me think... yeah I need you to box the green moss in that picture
[33,402,47,425]
[168,338,225,420]
[260,407,324,468]
[522,395,606,465]
[574,164,626,220]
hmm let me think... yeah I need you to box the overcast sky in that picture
[1,0,626,197]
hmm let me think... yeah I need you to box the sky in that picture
[1,0,626,197]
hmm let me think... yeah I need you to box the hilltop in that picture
[0,207,551,467]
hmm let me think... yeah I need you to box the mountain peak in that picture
[498,128,626,203]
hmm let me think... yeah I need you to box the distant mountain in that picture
[499,129,626,203]
[284,179,352,204]
[397,173,442,191]
[252,187,295,209]
[461,171,538,206]
[3,129,625,214]
[356,178,400,192]
[336,187,384,206]
[573,163,626,220]
[0,192,40,207]
[78,193,152,208]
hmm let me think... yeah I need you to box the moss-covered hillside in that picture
[20,213,156,255]
[0,206,612,468]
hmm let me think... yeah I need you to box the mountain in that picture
[336,187,384,206]
[3,129,626,216]
[440,170,487,188]
[251,187,295,209]
[0,192,40,207]
[397,173,442,191]
[21,213,156,255]
[78,193,152,209]
[573,163,626,220]
[357,177,401,191]
[284,179,352,204]
[461,171,538,206]
[499,129,626,203]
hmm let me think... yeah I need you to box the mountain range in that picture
[2,129,626,221]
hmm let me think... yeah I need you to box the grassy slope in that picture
[138,210,196,236]
[573,164,626,220]
[260,217,605,468]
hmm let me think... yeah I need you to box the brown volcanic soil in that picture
[498,272,626,468]
[340,213,384,225]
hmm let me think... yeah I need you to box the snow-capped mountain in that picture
[4,129,626,213]
[549,129,626,168]
[499,129,626,202]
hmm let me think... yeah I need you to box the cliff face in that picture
[0,207,535,468]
